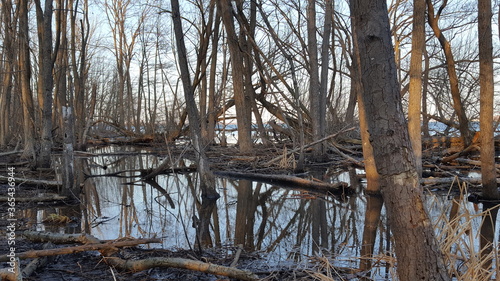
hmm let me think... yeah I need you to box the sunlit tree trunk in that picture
[349,1,450,280]
[478,0,499,272]
[408,0,425,177]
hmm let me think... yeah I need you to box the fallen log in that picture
[0,238,161,262]
[0,194,67,203]
[104,256,259,281]
[214,171,352,196]
[0,176,61,188]
[421,177,500,186]
[23,231,100,244]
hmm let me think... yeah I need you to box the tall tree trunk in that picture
[71,0,90,149]
[477,0,499,272]
[0,0,15,147]
[307,0,322,157]
[349,1,450,280]
[171,0,218,199]
[35,0,57,168]
[217,0,253,153]
[426,0,473,146]
[408,0,425,177]
[207,11,221,143]
[319,0,332,151]
[19,0,36,162]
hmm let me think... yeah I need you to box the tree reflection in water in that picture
[37,146,498,279]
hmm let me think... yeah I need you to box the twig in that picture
[265,127,355,166]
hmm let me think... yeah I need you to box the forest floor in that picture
[0,134,498,280]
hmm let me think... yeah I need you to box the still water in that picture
[26,145,499,279]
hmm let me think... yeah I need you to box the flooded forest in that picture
[0,0,499,280]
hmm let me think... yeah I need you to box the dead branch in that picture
[104,256,259,281]
[0,238,161,262]
[23,231,100,244]
[421,176,500,186]
[214,171,352,196]
[0,194,67,202]
[0,150,23,157]
[441,144,479,163]
[265,128,355,166]
[0,176,61,187]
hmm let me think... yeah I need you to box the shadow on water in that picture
[28,145,499,279]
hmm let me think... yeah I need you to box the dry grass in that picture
[304,179,499,280]
[430,180,499,281]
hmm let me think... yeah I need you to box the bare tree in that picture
[35,0,59,168]
[307,0,321,156]
[426,0,473,146]
[19,0,37,162]
[217,0,253,153]
[349,0,450,279]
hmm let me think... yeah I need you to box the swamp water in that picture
[22,146,499,279]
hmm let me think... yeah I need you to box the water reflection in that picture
[27,146,499,279]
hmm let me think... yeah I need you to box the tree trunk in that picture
[307,0,322,157]
[319,0,332,154]
[477,0,499,272]
[349,1,451,280]
[19,0,37,162]
[217,0,253,153]
[35,0,56,168]
[426,0,473,146]
[171,0,218,199]
[408,0,425,177]
[0,0,15,148]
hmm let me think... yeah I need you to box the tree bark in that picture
[171,0,218,199]
[477,0,499,272]
[217,0,253,153]
[19,0,37,162]
[307,0,322,157]
[408,0,426,177]
[349,1,451,280]
[35,0,56,168]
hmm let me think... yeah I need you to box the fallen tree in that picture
[23,231,100,244]
[0,238,161,262]
[0,176,61,188]
[104,256,259,281]
[214,170,352,196]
